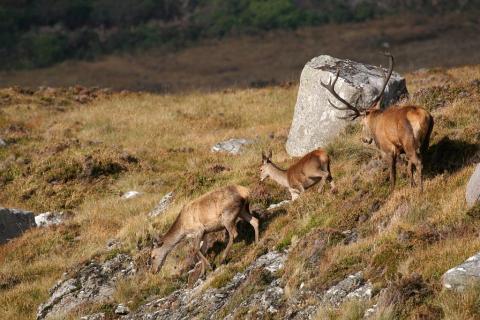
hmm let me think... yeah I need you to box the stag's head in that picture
[260,150,273,181]
[321,53,394,146]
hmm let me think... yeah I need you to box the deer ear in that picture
[261,151,266,161]
[267,149,272,159]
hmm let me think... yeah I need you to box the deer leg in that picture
[239,209,259,243]
[389,153,397,191]
[193,230,211,273]
[407,160,415,187]
[316,171,329,194]
[413,154,424,192]
[289,188,300,201]
[221,219,238,264]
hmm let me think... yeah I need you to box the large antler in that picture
[321,70,362,120]
[370,52,394,109]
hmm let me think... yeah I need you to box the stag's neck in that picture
[267,163,290,188]
[161,216,185,247]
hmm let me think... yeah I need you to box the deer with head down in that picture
[321,53,434,191]
[260,149,336,200]
[150,185,259,274]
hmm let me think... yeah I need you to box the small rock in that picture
[443,252,480,291]
[342,229,358,245]
[267,200,290,211]
[323,272,372,306]
[466,163,480,208]
[106,238,121,251]
[149,192,174,217]
[80,313,105,320]
[115,304,130,315]
[122,191,142,199]
[211,138,253,155]
[0,138,7,147]
[35,212,65,227]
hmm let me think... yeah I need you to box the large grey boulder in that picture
[286,55,408,156]
[443,252,480,291]
[0,208,36,244]
[466,163,480,208]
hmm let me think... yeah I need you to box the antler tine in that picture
[370,52,394,108]
[321,70,361,119]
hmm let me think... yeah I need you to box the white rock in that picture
[286,55,408,156]
[466,163,480,208]
[115,304,130,315]
[267,200,291,211]
[35,212,65,227]
[148,192,174,217]
[211,138,253,155]
[122,191,142,199]
[0,138,6,147]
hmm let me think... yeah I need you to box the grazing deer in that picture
[260,149,336,200]
[150,185,259,274]
[321,53,434,191]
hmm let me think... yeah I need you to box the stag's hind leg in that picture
[239,209,259,243]
[221,214,239,264]
[410,152,423,192]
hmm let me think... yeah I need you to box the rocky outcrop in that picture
[286,55,408,156]
[466,163,480,208]
[211,138,253,155]
[37,253,136,319]
[443,252,480,291]
[322,272,373,306]
[122,251,287,320]
[148,192,174,217]
[0,207,36,244]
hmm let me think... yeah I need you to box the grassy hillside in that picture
[0,64,480,319]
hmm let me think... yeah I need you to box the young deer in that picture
[150,185,259,274]
[260,149,336,200]
[322,53,434,191]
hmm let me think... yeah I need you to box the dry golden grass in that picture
[0,63,479,319]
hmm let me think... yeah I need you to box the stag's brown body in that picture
[322,53,434,191]
[260,149,336,200]
[364,105,434,189]
[150,185,259,274]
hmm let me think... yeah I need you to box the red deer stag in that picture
[321,53,434,191]
[260,149,336,200]
[150,185,259,274]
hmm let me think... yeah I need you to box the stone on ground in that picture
[0,207,36,244]
[443,252,480,291]
[466,163,480,208]
[211,138,253,155]
[149,192,174,217]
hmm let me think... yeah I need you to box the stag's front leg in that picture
[193,230,211,273]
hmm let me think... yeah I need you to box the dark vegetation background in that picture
[1,0,480,70]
